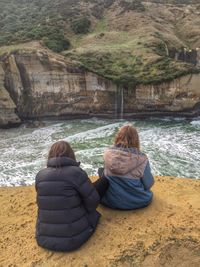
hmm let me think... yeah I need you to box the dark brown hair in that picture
[114,125,140,150]
[48,140,76,161]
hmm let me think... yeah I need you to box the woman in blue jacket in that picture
[100,125,154,210]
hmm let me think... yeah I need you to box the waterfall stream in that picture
[115,86,124,119]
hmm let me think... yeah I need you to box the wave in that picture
[64,121,129,143]
[0,118,200,186]
[190,120,200,127]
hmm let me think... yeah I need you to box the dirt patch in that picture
[0,176,200,267]
[142,238,200,267]
[112,238,200,267]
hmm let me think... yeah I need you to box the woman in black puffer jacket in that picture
[35,140,109,252]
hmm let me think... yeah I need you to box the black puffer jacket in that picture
[35,157,100,252]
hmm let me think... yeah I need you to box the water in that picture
[0,117,200,186]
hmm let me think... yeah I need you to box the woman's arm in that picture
[75,170,100,212]
[141,161,154,190]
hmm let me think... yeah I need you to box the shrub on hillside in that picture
[43,32,70,52]
[25,27,49,39]
[0,33,14,46]
[91,5,104,19]
[71,17,91,34]
[119,0,145,12]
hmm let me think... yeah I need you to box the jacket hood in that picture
[103,147,148,178]
[47,157,80,168]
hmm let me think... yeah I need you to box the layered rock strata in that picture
[0,63,20,127]
[0,49,200,127]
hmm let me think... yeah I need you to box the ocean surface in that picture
[0,117,200,186]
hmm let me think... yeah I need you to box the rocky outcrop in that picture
[0,49,200,127]
[1,50,117,122]
[0,63,21,127]
[169,48,200,67]
[134,74,200,113]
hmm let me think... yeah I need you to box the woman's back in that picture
[101,145,154,210]
[36,156,100,251]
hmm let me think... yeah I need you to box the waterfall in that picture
[115,87,118,118]
[120,86,124,119]
[115,86,124,119]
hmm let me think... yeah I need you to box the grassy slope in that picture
[0,0,200,86]
[65,1,200,86]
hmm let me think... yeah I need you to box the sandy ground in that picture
[0,176,200,267]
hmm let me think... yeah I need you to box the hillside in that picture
[0,0,200,86]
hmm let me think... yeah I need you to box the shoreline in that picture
[0,175,199,189]
[0,176,200,267]
[0,111,200,129]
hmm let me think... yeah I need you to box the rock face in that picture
[0,49,200,127]
[1,50,117,120]
[0,63,20,127]
[134,74,200,113]
[169,48,200,67]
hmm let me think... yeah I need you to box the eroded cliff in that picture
[0,47,200,127]
[0,63,20,127]
[1,49,117,124]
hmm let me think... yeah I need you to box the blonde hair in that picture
[114,125,140,150]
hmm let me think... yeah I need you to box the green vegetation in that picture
[119,0,145,13]
[0,0,110,47]
[0,0,76,51]
[0,1,54,45]
[43,37,70,53]
[93,19,108,33]
[85,0,114,19]
[71,17,91,34]
[65,46,196,87]
[0,43,37,56]
[0,0,199,86]
[42,31,70,53]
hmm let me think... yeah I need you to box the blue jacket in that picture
[101,146,154,210]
